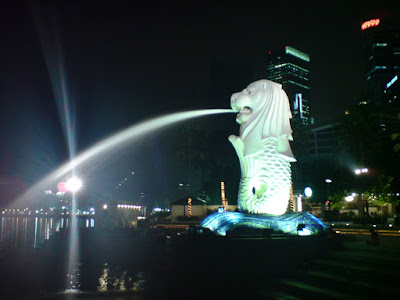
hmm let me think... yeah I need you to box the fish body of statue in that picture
[229,79,296,215]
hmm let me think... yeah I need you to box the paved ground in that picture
[261,234,400,299]
[3,230,399,299]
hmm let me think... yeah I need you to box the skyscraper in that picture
[266,46,312,125]
[361,17,400,105]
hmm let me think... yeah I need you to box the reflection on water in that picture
[0,216,94,252]
[97,263,145,293]
[66,263,82,292]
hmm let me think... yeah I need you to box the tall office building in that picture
[361,17,400,105]
[266,46,312,125]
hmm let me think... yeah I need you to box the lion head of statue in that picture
[230,79,295,161]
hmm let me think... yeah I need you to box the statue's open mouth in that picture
[240,106,252,114]
[235,106,252,124]
[237,106,252,117]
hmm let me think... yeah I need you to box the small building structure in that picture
[170,197,238,222]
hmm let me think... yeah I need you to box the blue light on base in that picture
[200,211,326,236]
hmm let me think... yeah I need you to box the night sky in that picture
[1,1,399,206]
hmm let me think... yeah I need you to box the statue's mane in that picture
[240,79,295,161]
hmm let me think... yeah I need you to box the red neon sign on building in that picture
[361,19,380,30]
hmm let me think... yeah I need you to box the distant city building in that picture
[266,46,312,125]
[361,17,400,105]
[138,192,152,207]
[291,122,343,191]
[309,123,342,159]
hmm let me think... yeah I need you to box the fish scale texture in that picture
[238,137,291,215]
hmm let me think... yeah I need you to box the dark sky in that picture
[1,1,399,206]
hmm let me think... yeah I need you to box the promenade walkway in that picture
[263,234,400,299]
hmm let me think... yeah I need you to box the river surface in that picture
[0,216,149,298]
[0,216,94,253]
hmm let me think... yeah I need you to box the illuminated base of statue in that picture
[200,211,326,236]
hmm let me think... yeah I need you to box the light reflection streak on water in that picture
[23,218,28,246]
[67,192,80,285]
[34,217,38,248]
[45,218,50,240]
[1,217,4,245]
[39,218,43,245]
[55,219,61,232]
[14,217,19,248]
[0,216,96,252]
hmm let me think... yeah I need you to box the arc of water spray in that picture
[14,109,234,207]
[28,5,234,292]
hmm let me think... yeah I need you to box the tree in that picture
[364,175,399,206]
[340,104,382,166]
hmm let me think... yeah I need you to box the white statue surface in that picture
[229,79,296,215]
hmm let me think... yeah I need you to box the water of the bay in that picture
[0,216,94,253]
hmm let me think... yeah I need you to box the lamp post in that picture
[325,179,332,211]
[354,168,369,222]
[324,179,332,223]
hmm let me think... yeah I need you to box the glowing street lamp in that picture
[354,168,369,220]
[325,179,332,204]
[304,187,313,198]
[65,177,82,192]
[354,168,368,175]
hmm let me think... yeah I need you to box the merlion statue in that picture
[229,79,296,215]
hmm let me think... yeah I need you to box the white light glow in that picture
[65,177,82,192]
[298,228,311,236]
[345,195,354,202]
[355,168,368,175]
[297,196,302,212]
[304,187,313,197]
[103,204,108,210]
[117,204,141,210]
